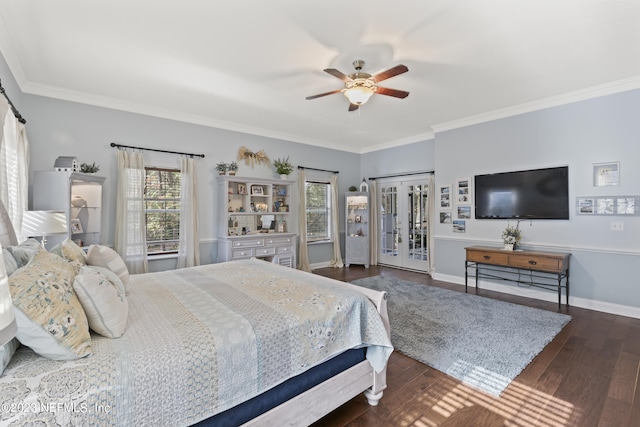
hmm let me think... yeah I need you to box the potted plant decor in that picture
[228,161,238,176]
[216,161,228,175]
[80,162,100,174]
[501,224,522,251]
[273,156,294,179]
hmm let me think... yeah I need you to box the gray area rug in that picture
[351,276,571,396]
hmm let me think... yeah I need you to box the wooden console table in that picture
[465,246,571,311]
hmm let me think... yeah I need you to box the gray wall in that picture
[20,94,363,268]
[433,90,640,315]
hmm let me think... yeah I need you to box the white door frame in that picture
[376,174,432,272]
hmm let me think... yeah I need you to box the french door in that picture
[378,176,431,272]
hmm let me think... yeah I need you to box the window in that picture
[305,181,332,242]
[144,167,181,254]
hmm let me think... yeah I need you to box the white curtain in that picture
[0,100,29,240]
[328,173,343,268]
[368,180,379,266]
[177,157,200,268]
[114,149,148,274]
[427,174,435,274]
[297,169,310,272]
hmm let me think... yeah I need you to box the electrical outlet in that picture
[610,221,624,231]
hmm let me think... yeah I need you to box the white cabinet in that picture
[217,176,296,267]
[33,171,105,249]
[345,192,369,267]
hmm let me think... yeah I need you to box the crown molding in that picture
[432,76,640,134]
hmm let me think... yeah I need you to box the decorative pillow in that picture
[6,238,42,268]
[86,245,130,288]
[3,248,18,276]
[1,338,19,375]
[73,266,128,338]
[9,250,91,360]
[50,238,87,265]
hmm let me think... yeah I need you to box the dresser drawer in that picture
[255,246,276,257]
[276,245,294,255]
[232,248,254,259]
[267,237,294,245]
[233,238,265,248]
[467,250,509,266]
[508,254,561,272]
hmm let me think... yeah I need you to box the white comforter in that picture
[0,259,393,426]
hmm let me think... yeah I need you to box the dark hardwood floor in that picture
[310,265,640,427]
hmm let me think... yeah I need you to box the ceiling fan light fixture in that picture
[343,83,375,105]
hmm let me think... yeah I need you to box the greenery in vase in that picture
[228,161,238,172]
[273,156,294,175]
[80,162,100,173]
[501,224,522,245]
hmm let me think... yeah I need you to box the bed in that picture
[0,203,393,426]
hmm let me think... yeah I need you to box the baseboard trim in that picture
[432,273,640,319]
[310,261,332,270]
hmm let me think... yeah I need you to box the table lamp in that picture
[21,210,68,248]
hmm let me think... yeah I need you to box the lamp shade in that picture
[0,242,16,346]
[21,210,68,238]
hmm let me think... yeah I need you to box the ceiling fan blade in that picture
[376,86,410,99]
[348,103,360,112]
[305,89,343,100]
[371,64,409,83]
[324,68,352,82]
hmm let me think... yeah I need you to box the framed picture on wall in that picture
[596,198,614,215]
[616,197,636,215]
[439,185,452,209]
[456,178,471,205]
[577,197,595,214]
[593,162,619,187]
[457,206,471,219]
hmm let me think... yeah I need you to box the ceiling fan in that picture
[306,60,409,111]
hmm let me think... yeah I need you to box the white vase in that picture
[280,174,288,180]
[504,243,514,251]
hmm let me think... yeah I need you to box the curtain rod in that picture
[368,170,434,180]
[110,142,205,158]
[0,79,26,124]
[297,165,339,174]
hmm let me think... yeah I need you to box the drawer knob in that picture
[528,260,537,265]
[240,252,246,256]
[282,248,288,252]
[483,255,491,260]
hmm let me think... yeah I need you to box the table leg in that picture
[557,274,561,312]
[464,261,468,293]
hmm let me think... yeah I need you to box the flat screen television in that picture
[474,166,569,220]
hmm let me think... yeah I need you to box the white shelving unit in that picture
[33,171,105,249]
[345,191,369,268]
[217,176,296,267]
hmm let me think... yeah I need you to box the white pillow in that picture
[86,245,130,288]
[50,238,87,265]
[2,248,18,276]
[73,266,128,338]
[6,238,42,268]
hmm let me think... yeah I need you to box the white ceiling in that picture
[1,0,639,153]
